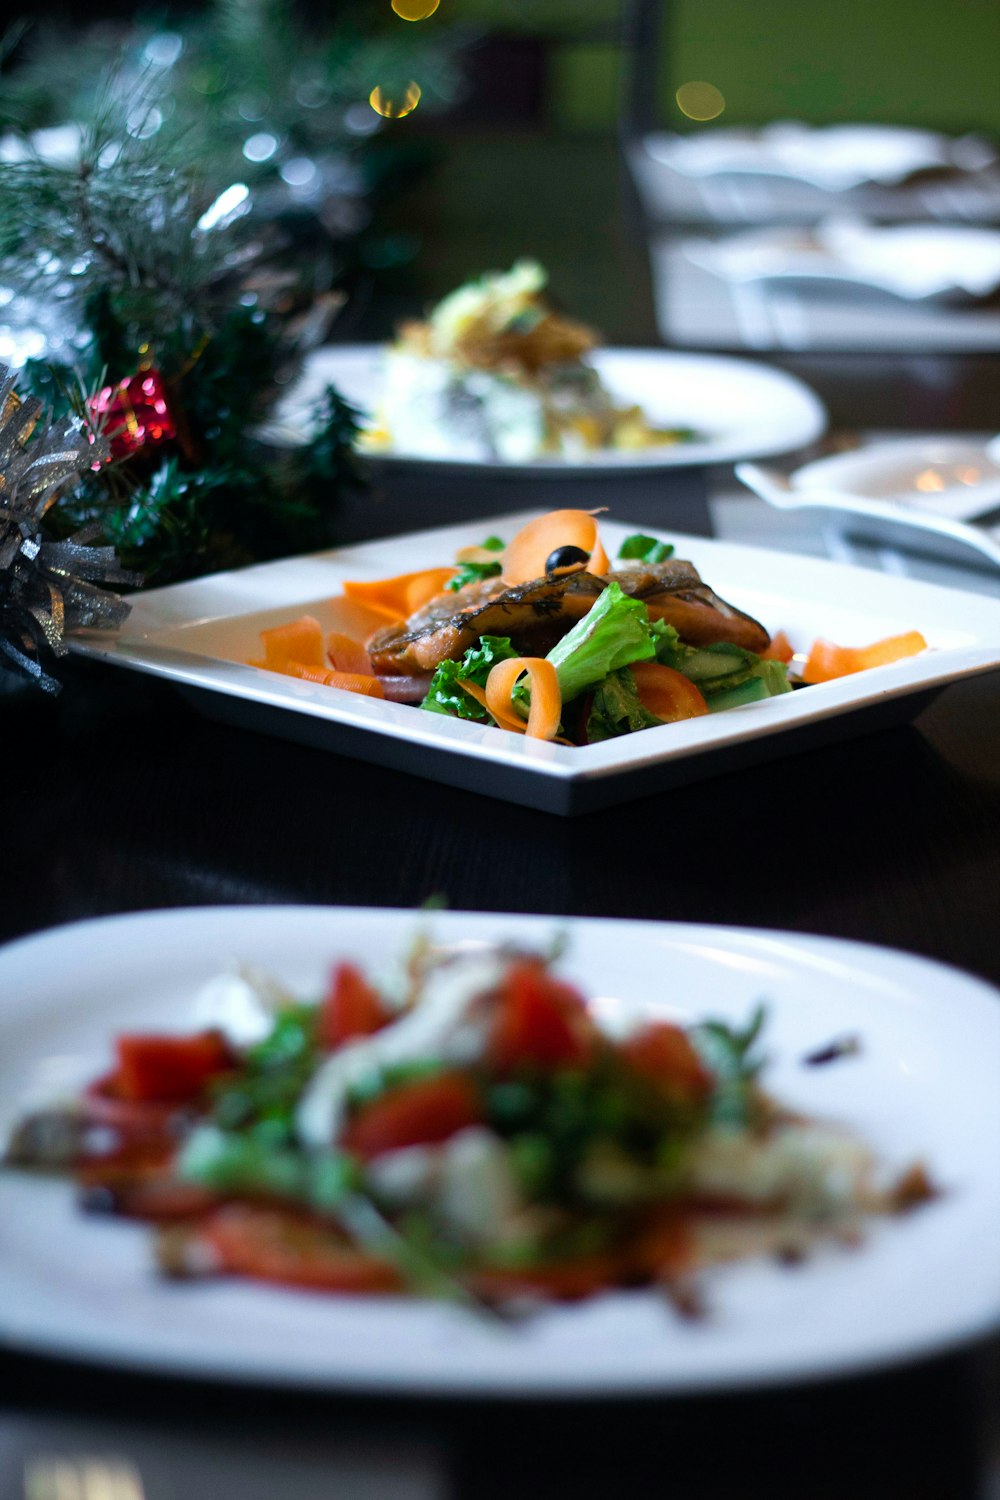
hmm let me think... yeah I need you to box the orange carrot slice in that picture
[457,677,523,731]
[501,510,610,586]
[286,662,385,697]
[260,616,325,672]
[484,657,562,740]
[802,630,927,685]
[342,568,458,622]
[630,661,709,722]
[327,631,373,676]
[760,629,794,664]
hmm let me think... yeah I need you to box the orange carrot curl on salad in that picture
[247,510,928,745]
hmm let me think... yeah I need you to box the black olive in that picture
[545,544,590,573]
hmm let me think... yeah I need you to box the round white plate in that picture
[1,907,998,1397]
[792,437,1000,522]
[267,345,827,473]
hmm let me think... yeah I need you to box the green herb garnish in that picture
[617,533,675,564]
[692,1004,767,1129]
[445,535,505,592]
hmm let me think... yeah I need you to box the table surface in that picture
[3,353,1000,1500]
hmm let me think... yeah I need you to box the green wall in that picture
[518,0,1000,134]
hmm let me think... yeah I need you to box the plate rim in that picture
[1,904,999,1398]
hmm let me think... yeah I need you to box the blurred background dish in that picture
[267,345,828,472]
[683,221,1000,304]
[640,123,997,191]
[737,440,1000,572]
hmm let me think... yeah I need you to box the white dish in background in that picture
[68,511,1000,814]
[1,905,998,1397]
[646,123,994,191]
[685,221,1000,303]
[265,345,827,472]
[793,438,1000,519]
[737,441,1000,574]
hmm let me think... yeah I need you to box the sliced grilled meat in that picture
[366,559,769,675]
[367,571,604,675]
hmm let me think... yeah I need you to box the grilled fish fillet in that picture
[367,562,769,675]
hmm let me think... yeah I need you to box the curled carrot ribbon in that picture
[470,656,562,740]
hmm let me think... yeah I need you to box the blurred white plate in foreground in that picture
[1,906,998,1396]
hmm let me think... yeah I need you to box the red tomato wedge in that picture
[802,631,928,684]
[114,1032,234,1105]
[621,1022,713,1106]
[630,661,709,722]
[489,961,594,1072]
[342,1074,483,1159]
[199,1205,400,1293]
[319,962,394,1050]
[84,1071,186,1135]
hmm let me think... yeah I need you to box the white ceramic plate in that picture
[266,345,827,472]
[645,124,991,190]
[1,905,998,1396]
[69,511,1000,815]
[792,438,1000,517]
[738,444,1000,573]
[684,223,1000,303]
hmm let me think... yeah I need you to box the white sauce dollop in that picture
[295,952,506,1150]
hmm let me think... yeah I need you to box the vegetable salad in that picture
[6,938,934,1313]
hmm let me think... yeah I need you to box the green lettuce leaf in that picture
[585,667,663,742]
[546,582,669,704]
[421,635,519,722]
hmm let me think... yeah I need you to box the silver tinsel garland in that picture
[0,363,138,692]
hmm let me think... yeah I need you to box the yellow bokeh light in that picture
[675,81,725,121]
[391,0,440,18]
[369,81,422,118]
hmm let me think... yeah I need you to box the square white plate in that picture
[70,512,1000,815]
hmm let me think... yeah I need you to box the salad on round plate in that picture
[247,508,930,746]
[6,934,935,1315]
[364,260,696,463]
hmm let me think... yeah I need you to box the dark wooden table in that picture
[3,351,999,1500]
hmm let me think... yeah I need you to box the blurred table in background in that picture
[648,239,1000,352]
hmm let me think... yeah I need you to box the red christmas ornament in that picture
[90,368,177,461]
